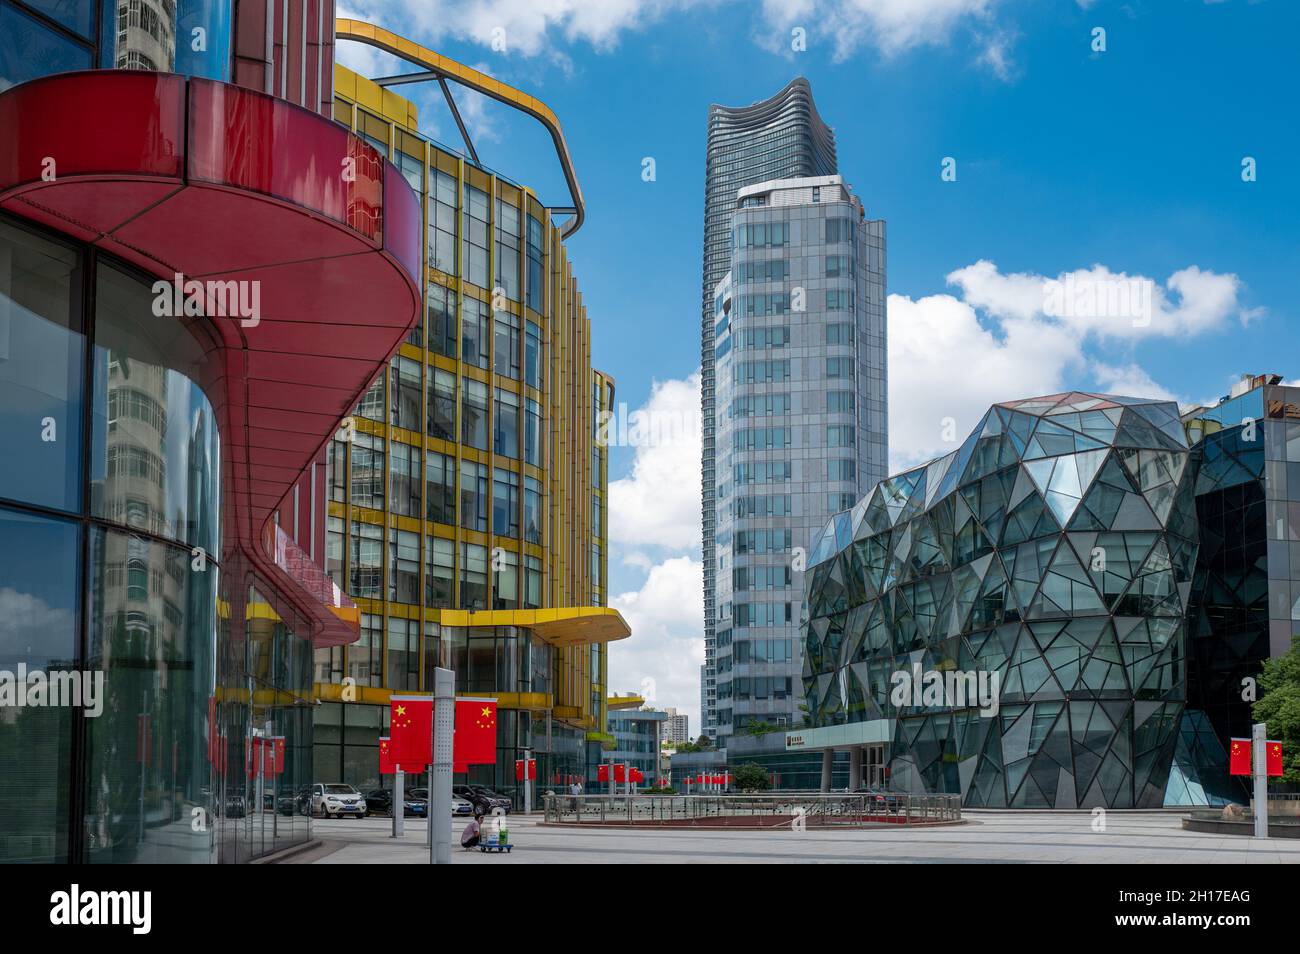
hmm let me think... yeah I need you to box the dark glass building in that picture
[1180,376,1300,796]
[700,78,837,740]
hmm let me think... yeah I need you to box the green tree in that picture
[1253,640,1300,784]
[730,763,771,791]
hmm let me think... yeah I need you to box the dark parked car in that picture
[453,784,511,814]
[408,788,473,815]
[365,788,428,818]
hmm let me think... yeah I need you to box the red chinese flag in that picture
[245,736,260,779]
[267,737,285,776]
[614,764,626,783]
[515,759,525,781]
[378,737,394,775]
[633,768,644,783]
[597,764,609,783]
[1229,738,1251,776]
[528,758,536,780]
[454,698,498,767]
[390,696,433,769]
[1267,741,1284,777]
[696,773,704,785]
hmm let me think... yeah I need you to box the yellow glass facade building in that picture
[313,60,625,797]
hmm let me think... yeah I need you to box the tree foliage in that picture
[1253,640,1300,784]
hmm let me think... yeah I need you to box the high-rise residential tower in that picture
[701,79,838,738]
[712,175,887,745]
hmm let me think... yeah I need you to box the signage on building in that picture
[786,733,805,749]
[1267,399,1300,420]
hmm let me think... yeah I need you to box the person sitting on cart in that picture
[460,812,484,850]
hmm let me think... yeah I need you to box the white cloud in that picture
[604,373,704,723]
[0,588,76,658]
[606,372,702,551]
[888,259,1255,469]
[610,556,704,731]
[339,0,1008,73]
[1089,361,1180,402]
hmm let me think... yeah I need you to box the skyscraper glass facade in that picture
[701,78,837,739]
[712,175,886,746]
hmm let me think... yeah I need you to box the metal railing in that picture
[542,793,961,827]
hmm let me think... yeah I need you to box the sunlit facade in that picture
[314,64,626,801]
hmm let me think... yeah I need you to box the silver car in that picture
[312,783,367,818]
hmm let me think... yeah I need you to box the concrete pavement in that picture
[284,811,1300,864]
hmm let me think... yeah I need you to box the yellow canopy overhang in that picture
[433,607,631,646]
[607,694,644,710]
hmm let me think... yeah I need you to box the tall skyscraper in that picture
[701,79,838,739]
[712,175,887,744]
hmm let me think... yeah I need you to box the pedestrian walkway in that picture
[285,811,1300,864]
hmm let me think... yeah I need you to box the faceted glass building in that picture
[803,393,1199,808]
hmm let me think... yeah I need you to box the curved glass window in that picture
[0,221,83,512]
[90,263,221,554]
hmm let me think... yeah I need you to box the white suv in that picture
[312,783,367,819]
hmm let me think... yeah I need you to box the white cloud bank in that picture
[888,260,1257,469]
[338,0,1013,75]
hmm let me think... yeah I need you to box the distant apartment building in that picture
[700,78,838,739]
[606,701,668,786]
[711,174,887,747]
[662,708,690,745]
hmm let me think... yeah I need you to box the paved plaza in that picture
[283,812,1300,864]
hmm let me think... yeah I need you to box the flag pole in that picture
[523,746,532,815]
[392,766,405,838]
[1253,722,1269,839]
[431,667,455,864]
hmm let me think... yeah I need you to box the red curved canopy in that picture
[0,71,422,645]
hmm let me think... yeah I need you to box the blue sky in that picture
[337,0,1298,730]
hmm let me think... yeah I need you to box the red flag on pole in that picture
[379,737,395,775]
[268,737,285,776]
[454,698,497,771]
[614,764,626,783]
[1267,740,1284,777]
[597,764,609,783]
[515,758,536,781]
[1229,738,1251,776]
[390,696,433,769]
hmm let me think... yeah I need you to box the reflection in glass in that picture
[0,506,79,862]
[85,526,216,863]
[0,222,82,511]
[91,263,221,553]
